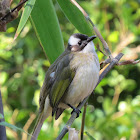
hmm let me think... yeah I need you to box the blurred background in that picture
[0,0,140,139]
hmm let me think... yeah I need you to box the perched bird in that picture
[31,33,100,140]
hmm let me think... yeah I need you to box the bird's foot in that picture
[71,108,81,118]
[67,103,81,118]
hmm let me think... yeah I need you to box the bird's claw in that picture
[71,108,81,118]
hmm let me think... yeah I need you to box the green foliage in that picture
[85,132,96,140]
[57,0,93,36]
[30,0,65,64]
[0,121,30,136]
[15,0,36,39]
[0,0,140,140]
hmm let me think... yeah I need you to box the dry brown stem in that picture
[100,58,140,70]
[0,0,28,32]
[80,103,87,140]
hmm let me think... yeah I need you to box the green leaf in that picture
[57,0,93,36]
[30,0,64,64]
[85,132,96,140]
[0,121,31,136]
[14,0,36,40]
[0,113,4,119]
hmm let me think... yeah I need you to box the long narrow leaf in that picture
[0,121,31,136]
[14,0,36,40]
[57,0,93,36]
[85,132,96,140]
[30,0,64,64]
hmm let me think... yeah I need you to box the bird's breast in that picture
[63,53,100,106]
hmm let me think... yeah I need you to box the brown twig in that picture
[0,0,28,32]
[0,0,28,21]
[80,103,87,140]
[56,53,124,140]
[117,59,140,65]
[100,58,140,70]
[96,44,106,56]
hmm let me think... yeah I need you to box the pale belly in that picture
[59,54,99,109]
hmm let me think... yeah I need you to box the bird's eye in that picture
[78,41,82,45]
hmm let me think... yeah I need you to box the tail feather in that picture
[31,112,44,140]
[31,108,52,139]
[55,108,65,120]
[31,96,52,140]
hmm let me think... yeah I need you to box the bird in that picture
[31,33,100,140]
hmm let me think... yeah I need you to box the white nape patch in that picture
[68,36,80,46]
[50,72,55,78]
[81,41,95,53]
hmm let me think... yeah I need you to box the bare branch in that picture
[0,0,28,21]
[117,59,140,65]
[0,0,28,32]
[96,44,106,56]
[80,103,87,140]
[100,58,140,70]
[71,0,88,17]
[56,53,124,140]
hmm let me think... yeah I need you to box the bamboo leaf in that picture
[14,0,36,40]
[85,132,96,140]
[0,121,31,136]
[57,0,93,36]
[30,0,64,64]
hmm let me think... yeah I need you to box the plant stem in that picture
[80,103,87,140]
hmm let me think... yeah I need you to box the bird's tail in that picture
[31,112,44,140]
[31,99,52,140]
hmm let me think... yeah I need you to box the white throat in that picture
[81,41,95,53]
[68,35,96,53]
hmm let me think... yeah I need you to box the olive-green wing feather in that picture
[39,50,74,114]
[49,66,75,115]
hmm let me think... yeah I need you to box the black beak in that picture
[87,35,97,43]
[80,35,97,50]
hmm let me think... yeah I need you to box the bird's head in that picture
[67,33,96,53]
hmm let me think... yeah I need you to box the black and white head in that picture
[67,33,96,53]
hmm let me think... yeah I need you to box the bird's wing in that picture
[39,51,75,115]
[49,63,75,116]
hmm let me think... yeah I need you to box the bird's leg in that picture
[67,103,81,118]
